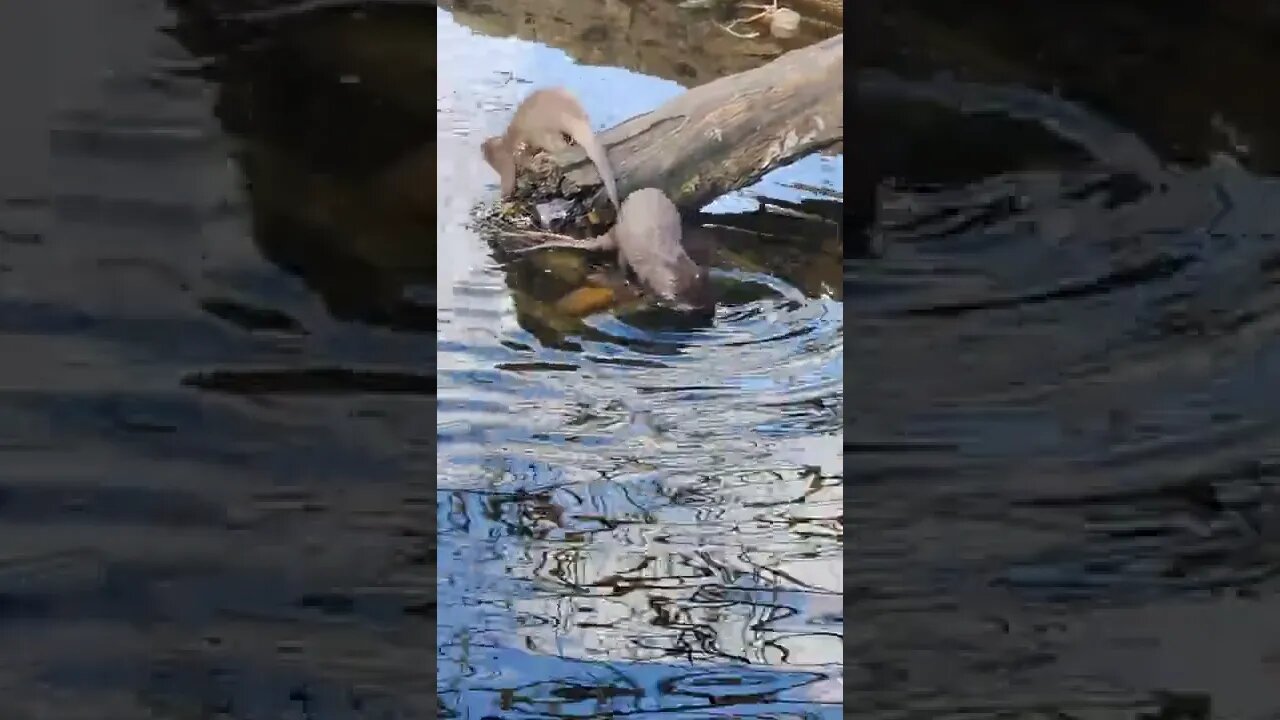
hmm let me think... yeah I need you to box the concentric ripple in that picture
[848,68,1280,718]
[438,262,844,485]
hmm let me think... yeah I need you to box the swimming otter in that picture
[514,187,711,311]
[481,87,621,210]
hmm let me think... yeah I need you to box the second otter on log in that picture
[515,188,711,312]
[481,87,621,211]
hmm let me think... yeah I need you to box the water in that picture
[10,0,1276,717]
[2,0,843,718]
[435,5,843,718]
[851,7,1280,717]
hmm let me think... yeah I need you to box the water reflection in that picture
[5,0,841,716]
[434,3,843,717]
[849,51,1280,718]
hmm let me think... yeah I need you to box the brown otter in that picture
[481,87,621,211]
[514,187,711,311]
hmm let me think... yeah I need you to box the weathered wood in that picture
[535,33,843,213]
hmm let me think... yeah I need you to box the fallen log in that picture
[523,32,843,215]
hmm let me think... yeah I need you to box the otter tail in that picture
[561,116,621,211]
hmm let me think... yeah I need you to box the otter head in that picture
[671,262,713,313]
[644,254,712,314]
[480,136,517,196]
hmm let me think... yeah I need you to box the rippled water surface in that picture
[435,6,844,718]
[853,5,1280,717]
[3,0,844,717]
[23,0,1280,717]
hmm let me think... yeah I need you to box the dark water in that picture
[3,0,843,718]
[4,0,443,715]
[851,6,1280,717]
[10,0,1277,717]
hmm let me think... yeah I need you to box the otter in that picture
[481,87,621,211]
[514,187,711,311]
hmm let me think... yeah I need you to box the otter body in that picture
[518,188,710,311]
[481,87,621,210]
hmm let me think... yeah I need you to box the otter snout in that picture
[480,136,500,169]
[480,136,517,196]
[666,263,714,313]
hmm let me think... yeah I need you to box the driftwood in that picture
[530,32,843,213]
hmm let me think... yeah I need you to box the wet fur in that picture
[481,88,620,210]
[516,188,711,311]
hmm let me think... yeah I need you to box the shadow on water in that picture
[2,1,842,719]
[851,3,1280,718]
